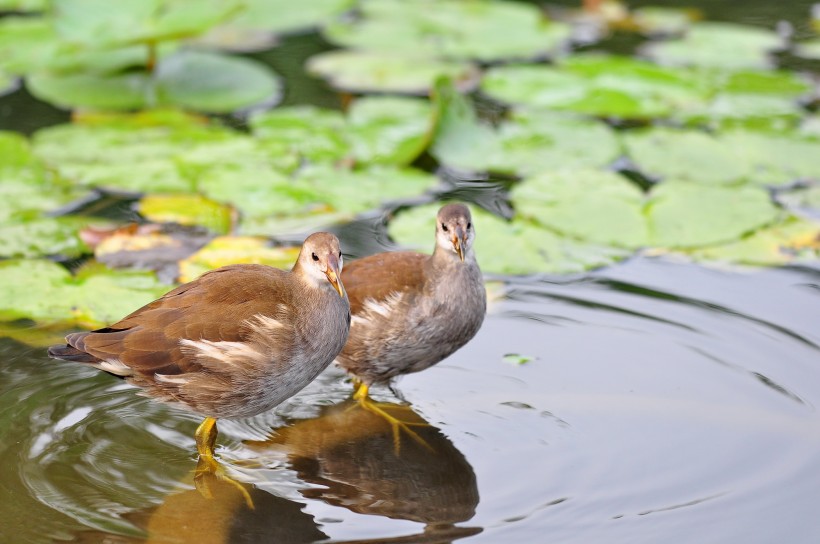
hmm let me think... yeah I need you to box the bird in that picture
[48,232,351,467]
[336,203,486,430]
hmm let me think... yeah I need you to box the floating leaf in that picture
[0,216,98,258]
[647,182,780,248]
[28,50,282,113]
[297,164,441,214]
[137,194,236,234]
[223,0,353,36]
[686,216,820,265]
[178,236,300,283]
[250,106,349,163]
[0,259,170,328]
[323,0,572,62]
[0,0,48,11]
[503,353,535,365]
[777,185,820,217]
[307,50,479,95]
[0,68,16,96]
[52,0,241,47]
[0,16,57,74]
[643,22,782,69]
[388,203,629,275]
[630,7,695,36]
[675,93,803,131]
[431,81,620,175]
[511,170,649,248]
[624,127,820,186]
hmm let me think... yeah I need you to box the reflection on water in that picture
[248,399,481,535]
[2,260,820,543]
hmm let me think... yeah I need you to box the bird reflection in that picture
[70,468,328,544]
[247,399,482,541]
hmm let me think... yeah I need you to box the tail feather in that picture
[48,331,101,364]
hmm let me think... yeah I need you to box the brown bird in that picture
[337,203,486,421]
[48,232,351,465]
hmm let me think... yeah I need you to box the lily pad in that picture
[28,50,282,113]
[511,170,649,248]
[137,194,236,234]
[251,97,434,167]
[0,0,48,11]
[643,22,782,69]
[387,203,629,275]
[52,0,241,48]
[0,216,97,258]
[306,50,479,95]
[630,6,695,36]
[0,259,171,327]
[624,127,820,186]
[0,16,58,74]
[0,68,16,96]
[482,58,705,119]
[297,164,441,214]
[777,185,820,218]
[685,216,820,265]
[178,236,301,283]
[794,39,820,60]
[510,169,781,250]
[431,81,620,176]
[225,0,353,36]
[647,182,780,248]
[323,0,572,62]
[675,93,804,131]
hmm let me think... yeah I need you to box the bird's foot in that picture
[194,454,255,510]
[352,383,433,454]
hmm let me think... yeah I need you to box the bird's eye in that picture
[441,223,448,232]
[338,251,342,258]
[311,252,319,261]
[467,222,472,229]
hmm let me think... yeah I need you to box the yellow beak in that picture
[325,254,345,297]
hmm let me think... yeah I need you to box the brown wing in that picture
[342,251,427,315]
[64,264,291,377]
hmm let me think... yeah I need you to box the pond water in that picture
[2,258,820,543]
[2,0,820,543]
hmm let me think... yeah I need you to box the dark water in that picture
[2,258,820,543]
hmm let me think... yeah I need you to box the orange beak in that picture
[451,226,465,262]
[325,254,345,297]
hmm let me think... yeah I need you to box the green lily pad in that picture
[0,259,171,327]
[0,131,35,170]
[28,50,282,113]
[32,113,260,193]
[251,97,434,167]
[647,182,780,248]
[431,81,620,176]
[503,353,535,365]
[178,236,300,283]
[52,0,241,47]
[675,93,804,131]
[250,106,349,163]
[511,170,649,248]
[510,169,781,250]
[0,16,58,74]
[227,0,353,35]
[137,194,235,234]
[323,0,572,62]
[0,216,96,258]
[624,127,820,186]
[686,216,820,265]
[297,165,441,215]
[482,57,705,119]
[197,165,320,220]
[388,203,629,275]
[643,22,782,69]
[306,50,479,95]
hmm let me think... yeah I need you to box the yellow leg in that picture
[352,382,432,454]
[193,417,254,510]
